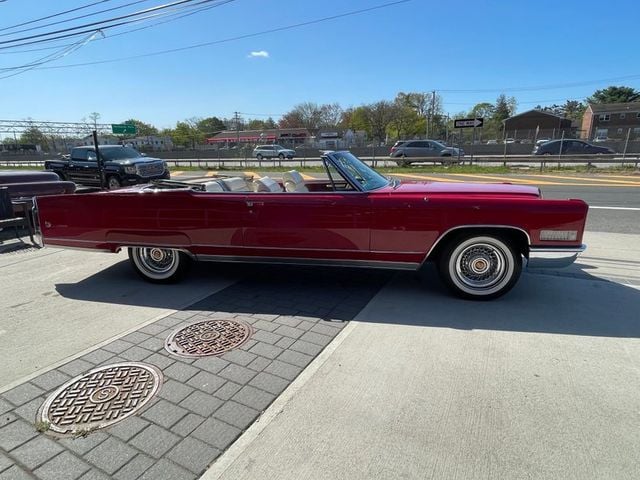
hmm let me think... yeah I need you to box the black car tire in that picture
[107,175,121,189]
[437,234,522,300]
[256,154,263,160]
[128,247,191,283]
[278,153,285,160]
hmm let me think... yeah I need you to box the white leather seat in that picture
[222,177,250,192]
[282,170,308,192]
[253,176,283,192]
[203,180,225,192]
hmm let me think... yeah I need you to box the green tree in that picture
[19,126,49,149]
[247,119,267,130]
[562,100,586,122]
[491,94,517,136]
[196,116,226,135]
[169,121,201,148]
[122,119,158,136]
[587,86,640,104]
[362,101,396,143]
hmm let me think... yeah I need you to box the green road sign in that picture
[111,124,137,135]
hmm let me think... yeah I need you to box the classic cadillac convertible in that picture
[33,151,588,300]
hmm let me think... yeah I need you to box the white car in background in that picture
[253,145,296,160]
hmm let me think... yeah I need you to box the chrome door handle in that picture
[246,201,264,207]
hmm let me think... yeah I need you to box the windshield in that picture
[100,147,142,161]
[328,151,390,191]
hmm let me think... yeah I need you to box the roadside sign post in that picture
[92,130,106,190]
[454,118,483,165]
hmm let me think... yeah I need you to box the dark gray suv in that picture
[389,140,464,166]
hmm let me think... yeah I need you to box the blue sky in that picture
[1,0,639,129]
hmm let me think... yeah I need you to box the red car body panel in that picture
[37,175,588,268]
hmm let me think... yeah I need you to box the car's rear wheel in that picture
[128,247,191,283]
[256,154,263,160]
[437,234,521,300]
[278,153,285,160]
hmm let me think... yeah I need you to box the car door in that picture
[69,149,99,185]
[243,189,370,259]
[183,191,249,255]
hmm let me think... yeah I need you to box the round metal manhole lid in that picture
[165,319,253,358]
[38,362,162,437]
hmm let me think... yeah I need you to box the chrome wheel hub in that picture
[455,243,506,289]
[137,247,176,275]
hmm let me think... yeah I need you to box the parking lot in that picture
[1,172,639,480]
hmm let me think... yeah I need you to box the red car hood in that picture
[381,180,541,197]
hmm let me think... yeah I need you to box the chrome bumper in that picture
[527,244,586,268]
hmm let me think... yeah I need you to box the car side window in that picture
[71,149,86,160]
[86,150,97,161]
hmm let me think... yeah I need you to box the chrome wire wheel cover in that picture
[131,247,179,280]
[449,237,514,296]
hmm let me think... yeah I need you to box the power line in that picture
[0,0,152,38]
[0,1,112,32]
[0,0,234,54]
[29,0,411,70]
[0,31,102,79]
[0,0,201,47]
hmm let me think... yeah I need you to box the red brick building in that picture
[581,102,640,140]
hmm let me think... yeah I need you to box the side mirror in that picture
[140,152,147,157]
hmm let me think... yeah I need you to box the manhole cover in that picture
[165,319,253,358]
[38,362,162,437]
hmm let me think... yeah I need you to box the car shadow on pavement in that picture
[55,259,393,321]
[55,259,639,338]
[363,264,640,338]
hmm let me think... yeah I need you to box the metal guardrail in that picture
[0,154,638,170]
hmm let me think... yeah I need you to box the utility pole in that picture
[234,111,240,145]
[428,90,436,139]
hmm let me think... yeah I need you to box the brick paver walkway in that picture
[0,266,390,480]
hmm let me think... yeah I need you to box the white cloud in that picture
[248,50,269,58]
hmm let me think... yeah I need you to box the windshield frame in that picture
[323,151,391,192]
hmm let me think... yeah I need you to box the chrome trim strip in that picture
[195,254,420,271]
[527,244,586,268]
[423,224,532,263]
[44,238,424,256]
[45,244,113,253]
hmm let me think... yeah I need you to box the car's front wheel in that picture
[278,153,285,160]
[128,247,191,283]
[256,154,263,160]
[437,234,521,300]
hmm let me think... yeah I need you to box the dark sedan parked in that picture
[533,139,614,155]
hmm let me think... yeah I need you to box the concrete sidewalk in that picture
[204,232,640,480]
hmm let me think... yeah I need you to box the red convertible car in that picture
[33,151,588,300]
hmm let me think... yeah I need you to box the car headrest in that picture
[283,170,304,184]
[283,170,308,192]
[222,177,250,192]
[253,176,283,192]
[203,180,225,192]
